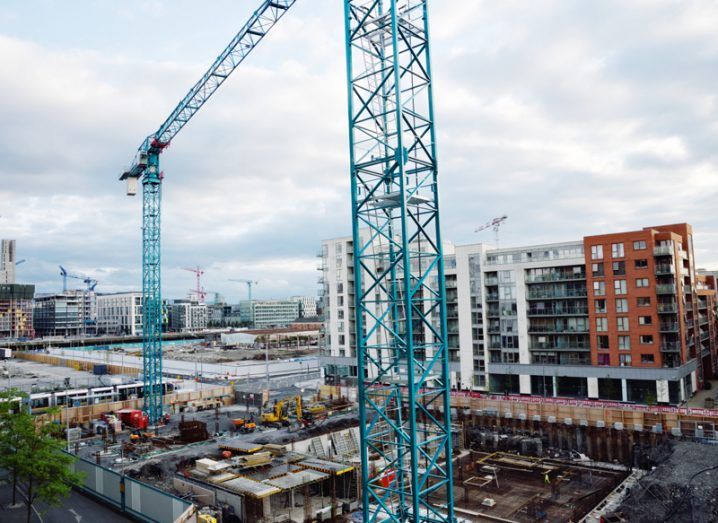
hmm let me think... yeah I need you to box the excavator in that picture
[294,395,328,427]
[259,399,290,427]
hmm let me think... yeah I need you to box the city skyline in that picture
[0,1,716,300]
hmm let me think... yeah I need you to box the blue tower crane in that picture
[344,1,455,521]
[118,1,297,425]
[118,1,455,519]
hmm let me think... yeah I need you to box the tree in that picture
[0,390,83,522]
[18,421,83,523]
[0,389,35,507]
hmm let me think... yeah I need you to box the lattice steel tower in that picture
[344,1,455,521]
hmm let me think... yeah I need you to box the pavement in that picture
[0,476,131,523]
[685,379,718,408]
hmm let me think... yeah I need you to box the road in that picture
[47,348,320,380]
[0,479,131,523]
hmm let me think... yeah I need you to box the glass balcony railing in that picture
[660,341,681,352]
[654,246,674,256]
[659,322,679,332]
[526,289,588,299]
[527,307,588,316]
[656,284,676,294]
[484,277,499,286]
[655,265,675,275]
[525,272,586,283]
[485,293,499,301]
[657,302,678,313]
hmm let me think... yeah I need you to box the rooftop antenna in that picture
[475,215,508,249]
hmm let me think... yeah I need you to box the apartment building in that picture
[96,292,143,336]
[170,300,208,332]
[0,240,16,284]
[33,290,97,337]
[321,223,718,404]
[0,283,34,339]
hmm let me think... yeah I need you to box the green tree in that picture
[0,389,34,507]
[18,420,83,523]
[0,390,83,522]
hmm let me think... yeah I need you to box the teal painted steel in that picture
[142,152,163,423]
[119,0,296,424]
[344,1,455,521]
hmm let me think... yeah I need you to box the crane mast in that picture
[344,1,455,521]
[119,0,297,425]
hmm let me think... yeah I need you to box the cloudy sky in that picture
[0,1,716,302]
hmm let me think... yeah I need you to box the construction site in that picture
[2,1,718,523]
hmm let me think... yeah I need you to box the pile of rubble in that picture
[610,441,718,522]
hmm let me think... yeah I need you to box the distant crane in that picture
[475,215,509,249]
[15,259,26,266]
[59,265,98,292]
[229,278,258,302]
[183,266,207,303]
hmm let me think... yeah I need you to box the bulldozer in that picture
[259,400,290,427]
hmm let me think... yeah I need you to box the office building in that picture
[170,299,208,332]
[96,292,143,336]
[0,283,34,339]
[0,240,16,284]
[290,295,318,318]
[33,290,97,337]
[241,299,301,328]
[321,223,718,404]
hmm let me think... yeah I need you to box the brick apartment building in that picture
[321,223,718,405]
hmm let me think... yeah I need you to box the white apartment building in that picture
[290,295,318,318]
[0,240,16,284]
[170,300,208,332]
[96,292,143,336]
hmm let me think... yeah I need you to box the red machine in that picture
[117,409,149,430]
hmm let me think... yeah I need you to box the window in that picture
[637,297,651,307]
[337,282,343,294]
[617,317,629,331]
[639,316,653,325]
[614,280,627,295]
[619,354,632,367]
[618,335,631,350]
[594,299,606,313]
[616,298,629,313]
[592,263,604,277]
[596,317,608,332]
[633,240,647,250]
[612,243,625,258]
[640,335,653,344]
[612,261,626,275]
[598,353,611,366]
[337,309,344,320]
[636,278,649,288]
[591,245,604,260]
[641,354,655,364]
[635,259,648,269]
[598,335,610,349]
[594,281,605,296]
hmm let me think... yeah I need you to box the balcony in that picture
[655,265,675,275]
[487,308,500,318]
[655,284,676,295]
[528,326,589,334]
[701,331,710,342]
[657,302,678,313]
[526,289,588,300]
[654,246,674,256]
[527,307,588,316]
[485,292,499,301]
[659,322,679,333]
[660,341,681,352]
[525,272,586,283]
[698,301,708,311]
[484,277,499,286]
[698,314,709,326]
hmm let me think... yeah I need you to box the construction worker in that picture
[544,472,550,485]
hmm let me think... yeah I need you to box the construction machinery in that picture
[294,395,327,426]
[259,399,289,427]
[59,265,98,292]
[231,416,257,434]
[118,1,455,520]
[184,265,207,303]
[476,215,509,248]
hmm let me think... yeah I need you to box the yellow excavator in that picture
[259,399,290,427]
[295,395,328,426]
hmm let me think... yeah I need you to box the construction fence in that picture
[68,451,196,523]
